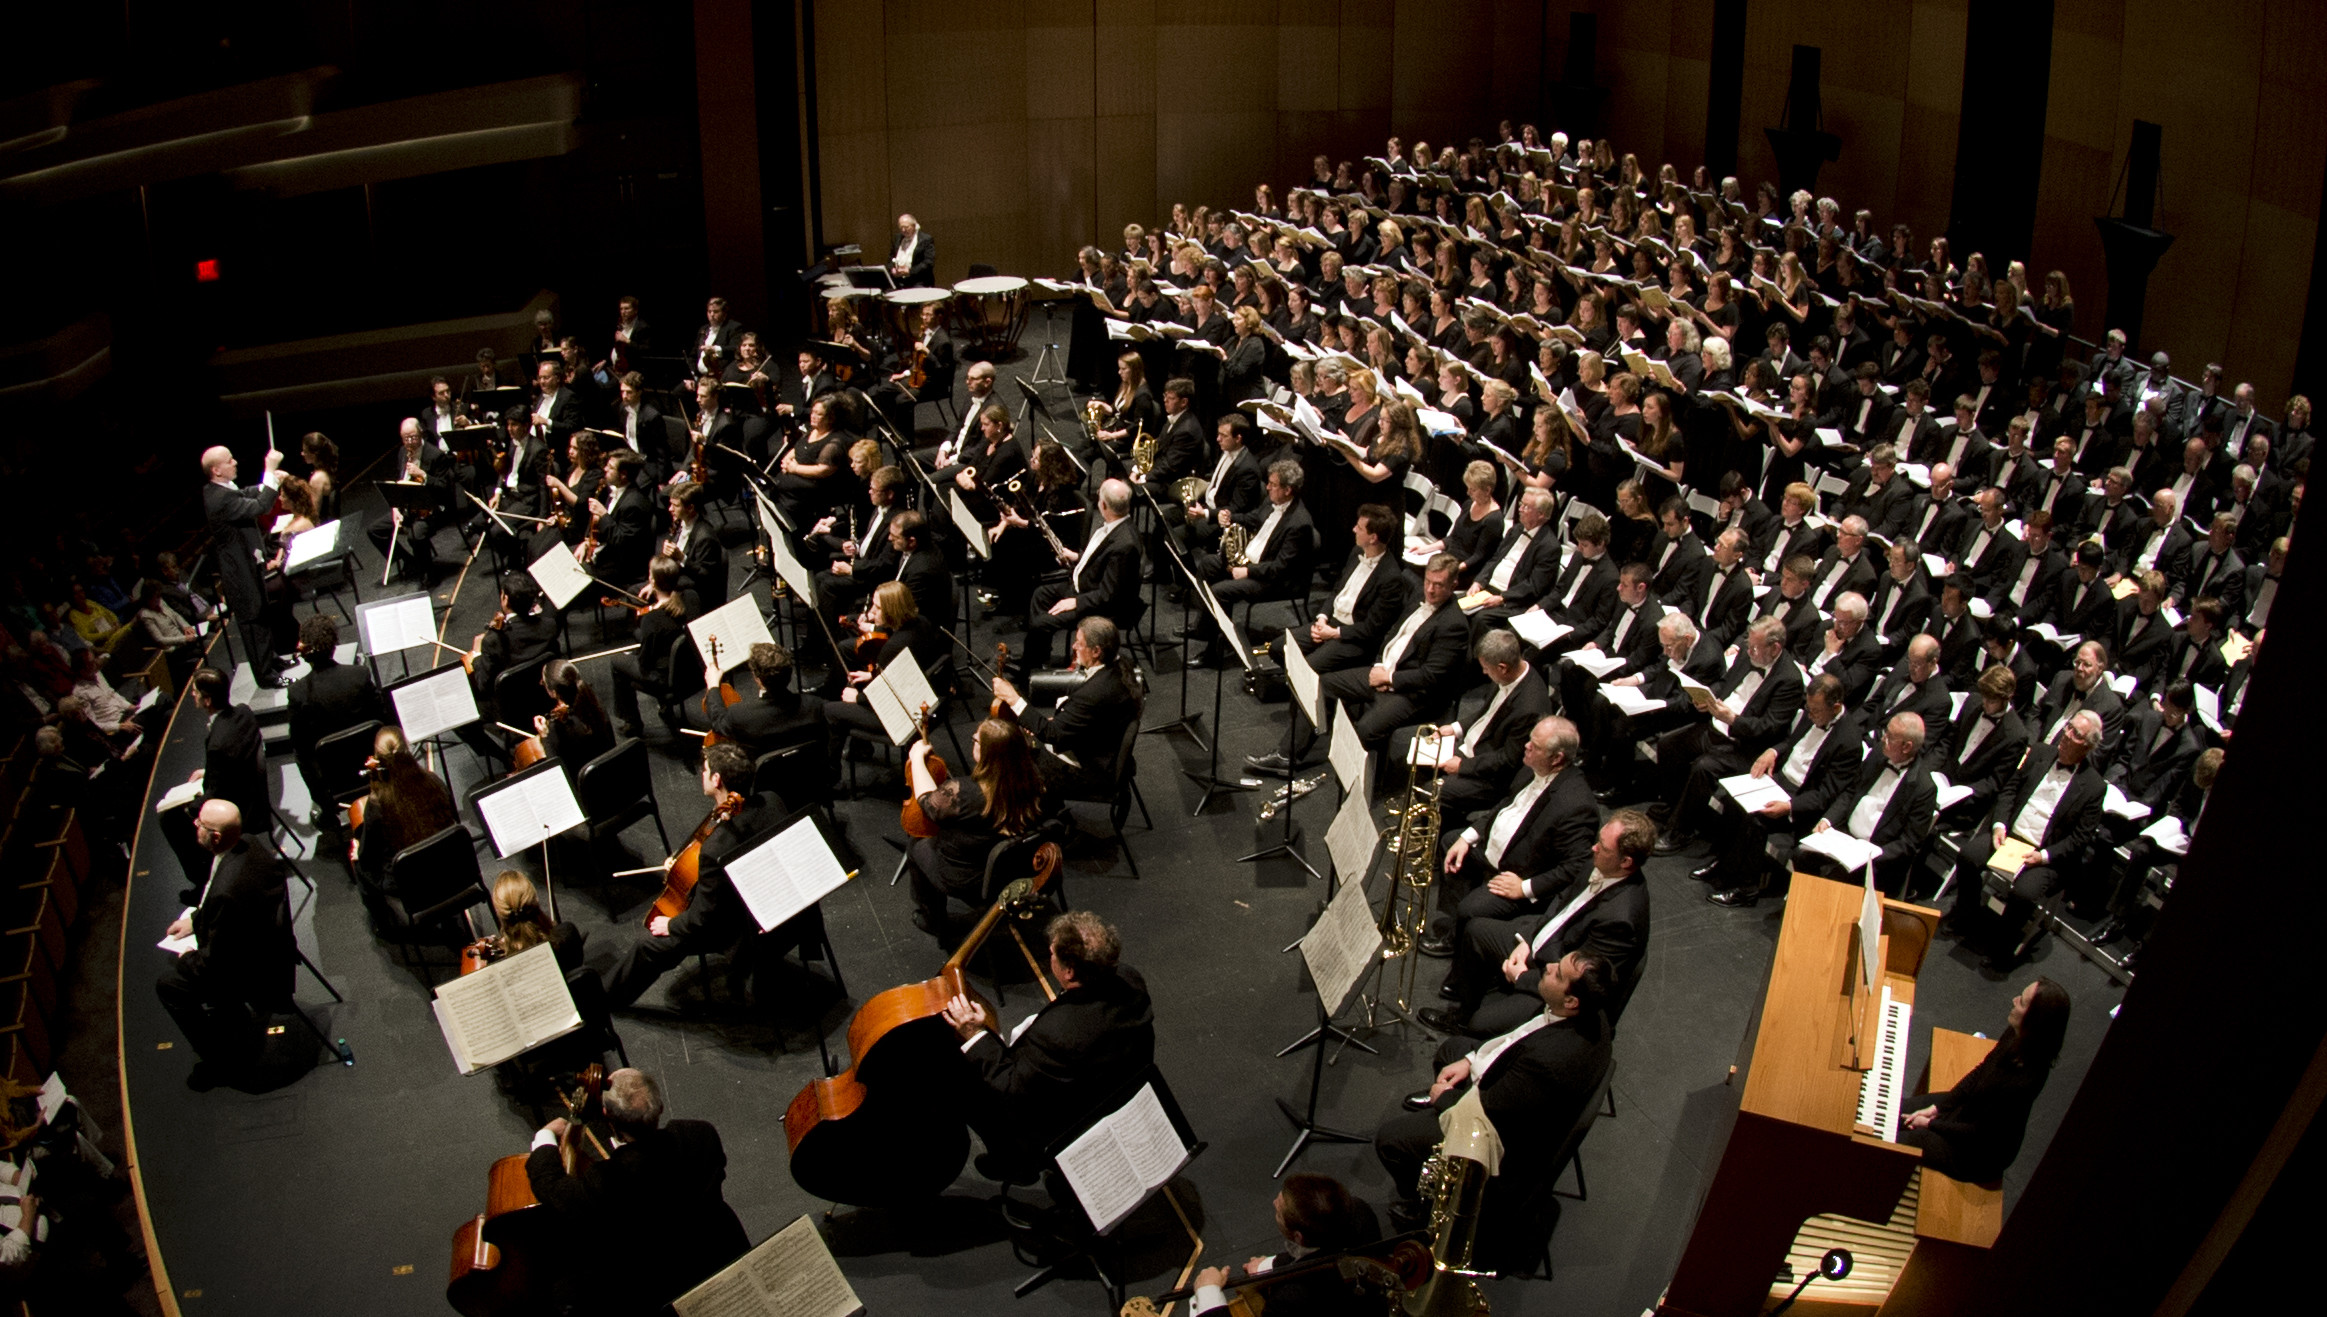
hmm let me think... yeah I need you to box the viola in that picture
[782,844,1061,1207]
[897,704,947,839]
[987,641,1012,721]
[644,791,746,930]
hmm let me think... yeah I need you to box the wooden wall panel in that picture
[1390,0,1495,152]
[811,0,890,273]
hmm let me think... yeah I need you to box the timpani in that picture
[882,285,953,344]
[951,274,1031,356]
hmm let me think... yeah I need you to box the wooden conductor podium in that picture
[1660,871,1958,1317]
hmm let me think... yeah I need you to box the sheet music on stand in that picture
[283,519,343,572]
[672,1215,863,1317]
[431,944,582,1075]
[527,540,596,611]
[1302,868,1385,1017]
[861,647,940,745]
[1328,700,1370,793]
[386,662,482,743]
[723,811,854,932]
[944,489,993,560]
[1323,775,1381,890]
[1194,578,1256,670]
[689,593,777,675]
[356,591,438,657]
[1280,628,1323,728]
[1053,1080,1198,1235]
[471,758,587,858]
[760,496,818,606]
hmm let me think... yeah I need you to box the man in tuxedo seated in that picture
[1021,478,1141,677]
[1422,809,1652,1037]
[1527,514,1620,655]
[1928,664,2030,827]
[154,801,296,1091]
[1459,488,1562,634]
[680,642,824,767]
[991,617,1144,797]
[1944,710,2108,963]
[525,1067,750,1314]
[1948,488,2025,599]
[366,418,457,580]
[1375,952,1614,1245]
[1994,510,2071,628]
[1861,633,1953,741]
[1419,715,1598,959]
[1700,674,1867,907]
[1652,617,1807,853]
[1555,563,1664,718]
[1840,443,1916,541]
[1406,629,1553,818]
[941,911,1155,1180]
[1926,577,1987,684]
[808,465,905,627]
[1758,555,1827,660]
[1187,460,1318,667]
[1282,504,1410,675]
[1866,539,1933,663]
[2035,639,2127,768]
[1247,555,1470,774]
[1647,498,1712,606]
[1801,591,1884,703]
[1175,414,1268,556]
[1795,713,1938,895]
[2108,681,2204,820]
[1189,1175,1381,1316]
[604,746,790,1008]
[2049,539,2121,648]
[285,614,384,829]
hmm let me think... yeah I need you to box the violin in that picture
[644,790,747,930]
[699,637,744,747]
[462,609,510,675]
[897,704,948,839]
[447,1065,605,1317]
[988,641,1012,721]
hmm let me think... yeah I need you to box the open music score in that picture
[356,590,438,657]
[472,758,587,859]
[432,944,582,1075]
[721,812,853,934]
[528,539,595,610]
[688,594,776,678]
[673,1215,862,1317]
[1661,871,1946,1317]
[387,663,483,744]
[1054,1082,1195,1235]
[860,648,939,745]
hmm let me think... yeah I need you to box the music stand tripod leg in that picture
[1272,995,1374,1178]
[1181,658,1253,813]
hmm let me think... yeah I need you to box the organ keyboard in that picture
[1855,987,1913,1143]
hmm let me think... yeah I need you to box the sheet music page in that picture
[1324,779,1380,888]
[390,664,482,743]
[1507,607,1570,648]
[1110,1083,1191,1194]
[283,519,342,571]
[529,540,595,610]
[726,815,851,933]
[1717,774,1789,813]
[1600,683,1665,716]
[674,1215,864,1317]
[1328,701,1369,792]
[358,591,437,656]
[861,668,915,744]
[1798,828,1882,873]
[1569,649,1626,678]
[499,941,582,1049]
[433,964,519,1074]
[690,594,776,676]
[476,764,586,857]
[945,490,992,559]
[1055,1123,1143,1235]
[1281,629,1322,726]
[883,648,939,728]
[1303,874,1384,1016]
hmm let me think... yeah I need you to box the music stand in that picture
[1239,630,1322,878]
[1013,1066,1204,1311]
[1137,487,1207,750]
[1274,876,1382,1176]
[1181,576,1256,813]
[471,758,587,923]
[375,479,443,585]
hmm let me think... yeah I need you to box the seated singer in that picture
[603,744,785,1009]
[991,616,1144,796]
[1246,553,1470,775]
[941,911,1156,1180]
[1020,478,1140,678]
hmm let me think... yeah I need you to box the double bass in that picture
[447,1065,605,1317]
[782,842,1062,1206]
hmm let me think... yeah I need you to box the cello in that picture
[782,842,1062,1206]
[644,789,746,930]
[447,1065,605,1317]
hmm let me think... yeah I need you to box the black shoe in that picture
[1653,828,1697,856]
[1593,784,1629,807]
[1690,860,1724,882]
[2090,917,2124,946]
[1437,982,1463,1002]
[1401,1089,1437,1112]
[186,1064,221,1093]
[1417,1007,1474,1036]
[1707,887,1761,908]
[1244,752,1294,776]
[1417,932,1454,958]
[253,668,291,689]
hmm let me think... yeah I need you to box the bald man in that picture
[365,418,458,582]
[155,801,295,1089]
[890,213,935,287]
[200,442,288,683]
[1944,709,2109,962]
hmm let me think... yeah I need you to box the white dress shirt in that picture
[1330,551,1385,626]
[1378,600,1440,672]
[1530,870,1624,952]
[1846,762,1906,839]
[1458,664,1528,756]
[1486,527,1538,592]
[2009,762,2076,842]
[1071,516,1122,590]
[1779,718,1832,788]
[1245,502,1289,561]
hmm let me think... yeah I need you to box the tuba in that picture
[1408,1112,1497,1317]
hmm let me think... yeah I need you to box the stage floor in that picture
[111,321,2131,1316]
